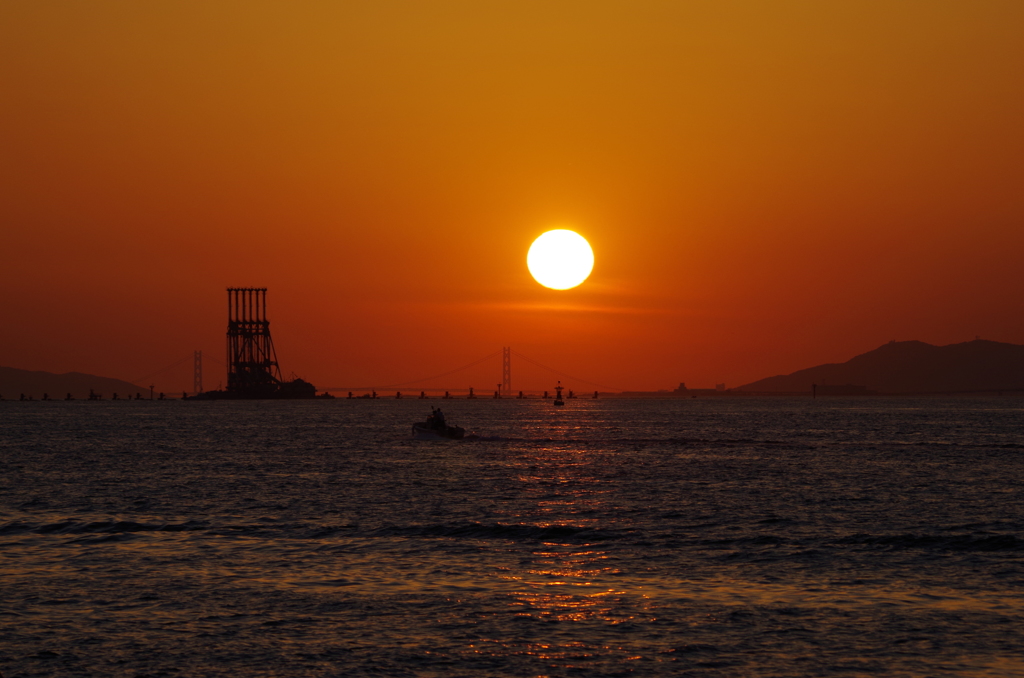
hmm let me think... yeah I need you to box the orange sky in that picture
[2,1,1023,393]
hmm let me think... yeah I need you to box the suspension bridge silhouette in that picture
[322,348,620,395]
[133,348,620,397]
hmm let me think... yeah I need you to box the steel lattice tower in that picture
[502,347,511,396]
[226,288,281,395]
[193,350,203,395]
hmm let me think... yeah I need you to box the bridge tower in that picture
[226,288,281,396]
[502,347,511,396]
[193,350,202,395]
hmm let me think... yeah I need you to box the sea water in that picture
[1,398,1022,677]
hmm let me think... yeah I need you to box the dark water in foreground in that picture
[1,398,1023,677]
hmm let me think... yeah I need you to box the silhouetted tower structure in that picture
[226,288,281,396]
[502,347,511,396]
[193,350,203,395]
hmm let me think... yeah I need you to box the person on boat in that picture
[434,408,446,430]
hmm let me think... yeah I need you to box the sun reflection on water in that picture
[492,442,655,634]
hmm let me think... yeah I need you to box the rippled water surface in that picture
[2,398,1023,677]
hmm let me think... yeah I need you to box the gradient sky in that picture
[3,1,1023,393]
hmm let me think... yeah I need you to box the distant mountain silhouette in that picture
[0,366,148,400]
[736,340,1024,394]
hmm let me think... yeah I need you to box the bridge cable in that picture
[131,355,193,386]
[324,350,503,391]
[510,350,623,392]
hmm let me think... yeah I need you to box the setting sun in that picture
[526,230,595,290]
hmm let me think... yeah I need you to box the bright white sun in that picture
[527,229,594,290]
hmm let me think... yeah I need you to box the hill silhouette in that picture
[736,340,1024,394]
[0,366,148,400]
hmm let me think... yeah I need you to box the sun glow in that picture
[527,230,594,290]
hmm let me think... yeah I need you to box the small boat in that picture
[412,407,465,440]
[553,381,565,407]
